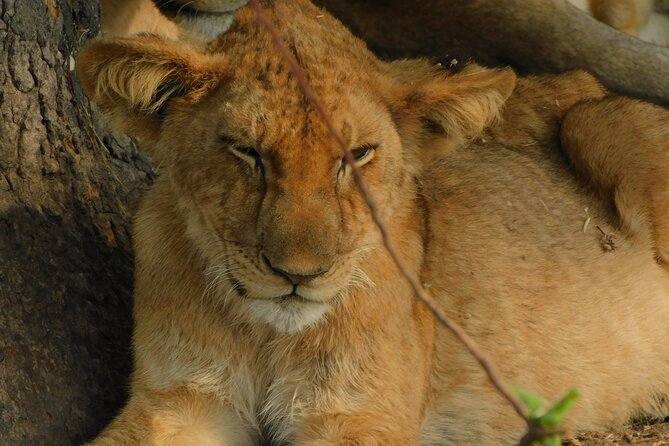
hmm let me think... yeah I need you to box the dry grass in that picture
[570,421,669,445]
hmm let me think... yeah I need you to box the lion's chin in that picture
[244,297,330,333]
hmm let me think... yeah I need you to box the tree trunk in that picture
[0,1,152,444]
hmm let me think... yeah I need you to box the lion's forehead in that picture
[222,62,359,111]
[206,12,387,151]
[211,77,386,151]
[213,3,378,84]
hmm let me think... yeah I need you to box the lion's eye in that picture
[237,146,261,161]
[352,146,372,161]
[341,144,377,171]
[229,145,264,171]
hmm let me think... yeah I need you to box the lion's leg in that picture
[560,96,669,264]
[589,0,655,36]
[87,387,256,446]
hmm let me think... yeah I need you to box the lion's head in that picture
[77,0,515,332]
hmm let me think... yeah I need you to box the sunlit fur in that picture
[78,1,669,444]
[100,0,245,41]
[568,0,669,45]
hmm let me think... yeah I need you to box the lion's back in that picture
[420,138,669,443]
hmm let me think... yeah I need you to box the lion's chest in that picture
[256,373,311,445]
[253,345,333,444]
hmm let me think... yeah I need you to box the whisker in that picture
[349,265,376,290]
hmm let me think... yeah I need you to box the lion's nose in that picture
[261,253,328,285]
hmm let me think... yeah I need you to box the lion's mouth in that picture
[226,275,324,304]
[275,293,314,304]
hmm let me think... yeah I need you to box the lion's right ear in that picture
[383,61,516,161]
[77,35,225,150]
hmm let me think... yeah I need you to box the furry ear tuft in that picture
[424,65,517,141]
[387,61,516,157]
[77,34,225,150]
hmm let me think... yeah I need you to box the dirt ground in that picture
[567,421,669,445]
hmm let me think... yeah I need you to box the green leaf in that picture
[510,385,546,417]
[539,388,581,428]
[510,385,581,445]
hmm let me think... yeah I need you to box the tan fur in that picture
[100,0,181,39]
[569,0,669,44]
[100,0,244,41]
[78,1,669,444]
[77,35,226,147]
[589,0,654,35]
[561,97,669,265]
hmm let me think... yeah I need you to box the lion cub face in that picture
[77,0,515,332]
[163,76,404,332]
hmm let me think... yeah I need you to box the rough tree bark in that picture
[0,1,152,444]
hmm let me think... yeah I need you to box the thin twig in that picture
[248,0,558,442]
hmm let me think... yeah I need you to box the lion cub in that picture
[77,0,669,444]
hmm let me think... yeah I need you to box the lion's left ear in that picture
[385,61,516,154]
